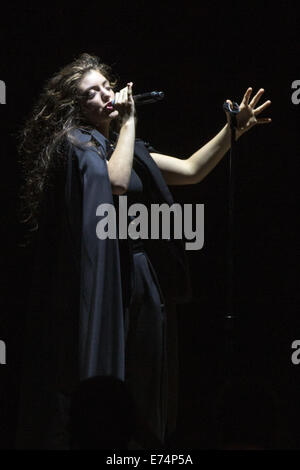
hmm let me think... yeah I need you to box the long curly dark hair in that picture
[18,52,118,242]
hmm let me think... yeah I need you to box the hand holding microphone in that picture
[112,86,165,107]
[112,82,136,126]
[111,84,165,127]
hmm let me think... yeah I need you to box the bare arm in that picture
[151,123,231,185]
[107,117,135,194]
[106,83,136,194]
[151,87,272,186]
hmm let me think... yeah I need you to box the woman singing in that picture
[17,53,271,449]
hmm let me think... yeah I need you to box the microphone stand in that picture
[222,101,240,376]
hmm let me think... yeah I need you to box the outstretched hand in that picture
[225,87,272,139]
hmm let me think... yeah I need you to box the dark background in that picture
[0,2,299,449]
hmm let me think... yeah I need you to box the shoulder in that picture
[66,127,107,160]
[67,127,95,148]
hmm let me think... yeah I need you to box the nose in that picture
[101,86,112,102]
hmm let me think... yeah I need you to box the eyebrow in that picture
[81,79,110,95]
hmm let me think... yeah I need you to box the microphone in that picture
[111,91,165,106]
[133,91,165,105]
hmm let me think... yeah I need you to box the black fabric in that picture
[126,167,146,253]
[16,127,191,449]
[125,251,167,446]
[132,139,192,303]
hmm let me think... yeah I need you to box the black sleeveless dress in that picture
[123,167,168,447]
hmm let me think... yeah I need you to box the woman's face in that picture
[78,69,118,129]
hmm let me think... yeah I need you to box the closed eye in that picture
[86,89,96,98]
[85,84,112,99]
[80,76,113,101]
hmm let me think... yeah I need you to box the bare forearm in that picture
[107,117,135,194]
[151,87,271,186]
[188,123,232,184]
